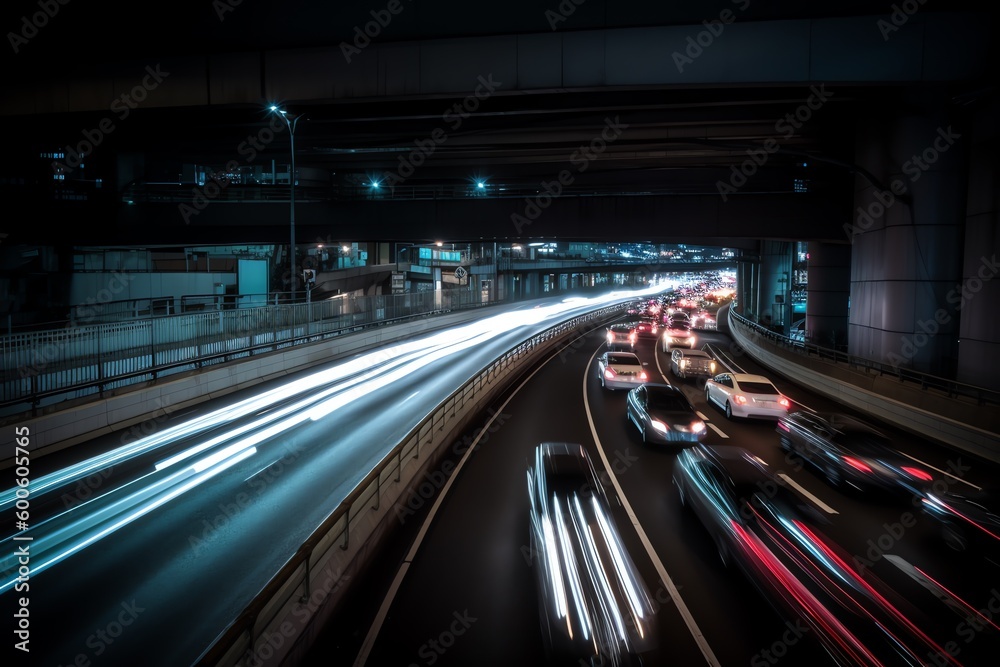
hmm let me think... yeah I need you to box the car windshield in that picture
[648,391,691,412]
[738,381,778,395]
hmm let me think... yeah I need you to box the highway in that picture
[0,293,641,667]
[304,317,1000,667]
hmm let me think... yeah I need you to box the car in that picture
[920,485,1000,557]
[704,372,789,420]
[777,412,934,495]
[526,443,658,665]
[669,348,716,380]
[596,351,648,390]
[634,316,659,338]
[673,444,960,667]
[606,322,637,350]
[626,383,706,445]
[660,321,696,351]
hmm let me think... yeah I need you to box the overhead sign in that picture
[391,272,404,294]
[454,266,468,280]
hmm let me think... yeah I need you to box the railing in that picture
[728,308,1000,407]
[1,289,491,418]
[193,302,627,667]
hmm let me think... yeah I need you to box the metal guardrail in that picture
[193,302,626,667]
[1,290,490,418]
[728,308,1000,407]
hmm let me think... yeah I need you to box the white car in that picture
[597,351,648,390]
[704,372,790,420]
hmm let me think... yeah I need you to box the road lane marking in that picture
[696,411,709,421]
[706,423,729,439]
[583,348,722,667]
[777,472,839,514]
[354,327,603,666]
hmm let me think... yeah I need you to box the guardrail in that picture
[728,308,1000,407]
[193,303,627,667]
[1,290,490,418]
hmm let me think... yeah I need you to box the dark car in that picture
[673,444,961,667]
[625,383,705,445]
[920,484,1000,557]
[527,443,658,665]
[634,316,659,339]
[777,412,933,496]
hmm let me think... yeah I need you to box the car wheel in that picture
[725,402,733,420]
[705,387,712,404]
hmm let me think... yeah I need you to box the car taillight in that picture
[639,371,648,380]
[733,395,748,405]
[777,420,790,432]
[778,396,790,408]
[604,368,617,379]
[607,332,614,343]
[902,466,933,482]
[843,456,872,473]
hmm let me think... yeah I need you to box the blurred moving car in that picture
[672,444,961,667]
[596,351,648,390]
[669,349,716,380]
[626,383,706,445]
[777,412,934,495]
[527,443,658,665]
[606,322,638,351]
[660,321,695,351]
[704,373,790,420]
[920,484,1000,556]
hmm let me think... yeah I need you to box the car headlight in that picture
[651,420,669,433]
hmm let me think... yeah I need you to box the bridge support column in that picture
[848,108,966,378]
[806,242,851,349]
[757,241,793,334]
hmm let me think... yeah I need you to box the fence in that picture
[1,289,489,418]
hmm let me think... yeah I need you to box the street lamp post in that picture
[269,105,305,302]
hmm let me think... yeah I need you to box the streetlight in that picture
[269,105,305,301]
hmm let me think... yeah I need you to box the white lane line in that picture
[777,472,839,514]
[583,348,722,667]
[896,451,981,490]
[696,411,709,421]
[353,329,597,666]
[705,343,743,374]
[706,423,729,439]
[654,343,670,383]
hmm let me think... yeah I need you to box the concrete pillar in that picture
[848,110,966,377]
[806,242,851,348]
[758,241,793,333]
[956,97,1000,390]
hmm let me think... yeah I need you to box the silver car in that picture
[669,348,716,380]
[527,443,659,664]
[597,351,648,390]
